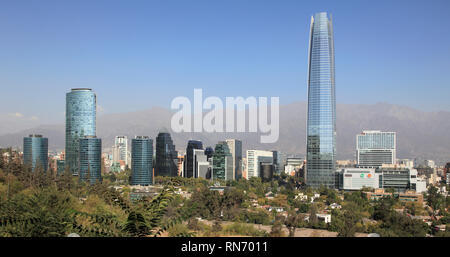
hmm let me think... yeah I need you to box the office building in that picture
[183,140,203,178]
[204,147,214,159]
[154,132,178,177]
[246,150,273,178]
[212,142,233,180]
[78,136,102,184]
[225,139,242,180]
[23,134,48,172]
[306,12,337,188]
[377,166,419,193]
[193,149,211,179]
[131,136,153,186]
[193,149,207,178]
[356,131,396,167]
[338,168,379,191]
[260,163,274,182]
[65,88,96,175]
[57,160,65,174]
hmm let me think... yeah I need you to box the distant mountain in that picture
[1,102,449,164]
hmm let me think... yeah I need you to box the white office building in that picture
[246,150,273,178]
[356,131,396,167]
[340,168,380,190]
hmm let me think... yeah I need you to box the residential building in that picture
[212,142,233,180]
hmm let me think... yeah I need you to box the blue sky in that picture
[0,0,449,125]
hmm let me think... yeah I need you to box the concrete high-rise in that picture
[23,134,48,172]
[306,12,336,188]
[65,88,96,176]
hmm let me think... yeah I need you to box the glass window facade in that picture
[79,136,102,184]
[212,142,233,181]
[65,88,96,176]
[23,135,48,172]
[306,12,337,188]
[131,136,153,185]
[154,132,178,177]
[184,140,203,178]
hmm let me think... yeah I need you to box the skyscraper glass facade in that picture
[212,142,233,180]
[131,136,153,185]
[79,136,102,184]
[65,88,96,175]
[306,12,336,188]
[23,134,48,172]
[184,140,203,178]
[155,132,178,177]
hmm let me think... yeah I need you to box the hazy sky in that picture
[0,0,449,127]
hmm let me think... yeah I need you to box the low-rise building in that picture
[316,213,332,224]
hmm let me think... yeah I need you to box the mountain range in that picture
[0,102,449,164]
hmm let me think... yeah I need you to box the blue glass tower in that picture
[23,134,48,172]
[306,12,336,188]
[131,136,153,186]
[65,88,96,176]
[79,136,102,184]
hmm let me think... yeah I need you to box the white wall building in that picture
[356,131,396,167]
[246,150,273,178]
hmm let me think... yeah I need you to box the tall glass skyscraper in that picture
[184,140,203,178]
[23,134,48,172]
[306,12,337,188]
[154,132,178,177]
[131,136,153,185]
[79,136,102,184]
[65,88,96,176]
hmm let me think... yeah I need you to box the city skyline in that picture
[0,0,450,130]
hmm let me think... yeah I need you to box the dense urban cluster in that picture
[1,11,449,237]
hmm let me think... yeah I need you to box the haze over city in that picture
[1,0,449,129]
